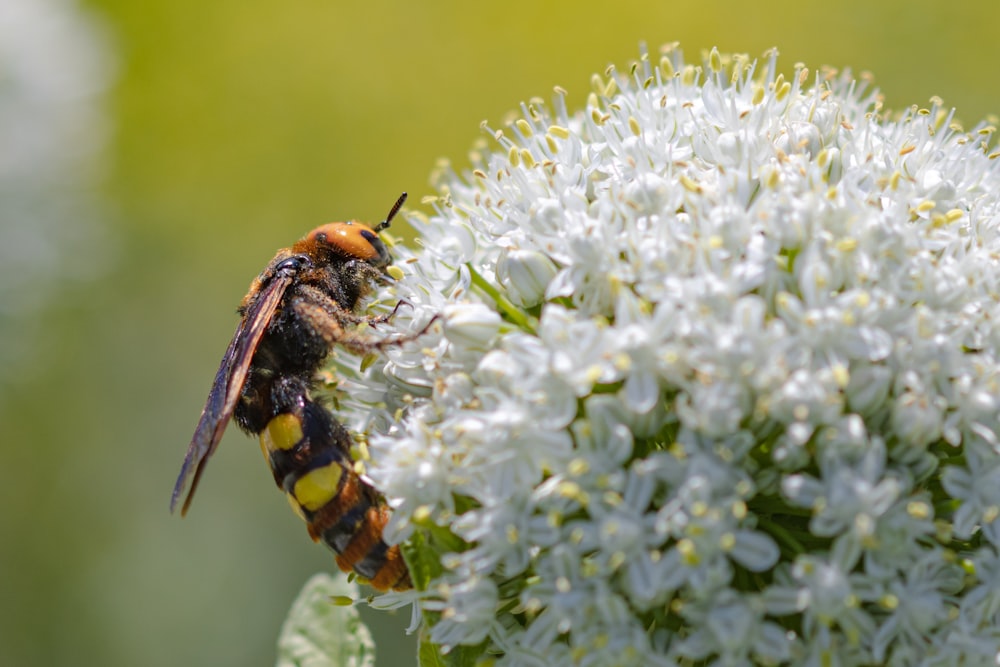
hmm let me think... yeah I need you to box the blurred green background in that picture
[3,1,999,665]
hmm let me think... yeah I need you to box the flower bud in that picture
[495,248,558,307]
[442,303,501,350]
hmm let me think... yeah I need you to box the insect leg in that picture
[292,291,436,357]
[295,284,407,328]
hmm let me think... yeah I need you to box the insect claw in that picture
[390,299,413,316]
[369,300,413,328]
[416,312,442,336]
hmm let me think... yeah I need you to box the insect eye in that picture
[359,230,377,244]
[275,255,309,273]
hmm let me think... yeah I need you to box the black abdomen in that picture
[256,393,410,590]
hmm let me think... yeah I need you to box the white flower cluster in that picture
[347,46,1000,665]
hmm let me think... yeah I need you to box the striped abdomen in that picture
[258,402,410,591]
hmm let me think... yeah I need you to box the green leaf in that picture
[402,522,470,591]
[406,529,488,666]
[275,573,376,667]
[401,529,444,591]
[417,633,447,667]
[417,629,489,667]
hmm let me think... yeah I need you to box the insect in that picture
[172,192,429,591]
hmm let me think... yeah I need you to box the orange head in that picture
[303,221,391,267]
[293,192,406,270]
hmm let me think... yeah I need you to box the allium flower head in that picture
[324,45,1000,666]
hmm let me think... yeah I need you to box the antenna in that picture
[375,192,407,232]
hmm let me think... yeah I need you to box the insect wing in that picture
[171,273,292,515]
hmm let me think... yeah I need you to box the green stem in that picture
[467,264,537,332]
[757,515,809,556]
[748,495,813,517]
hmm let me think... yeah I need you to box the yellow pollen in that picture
[765,168,780,189]
[568,458,590,476]
[660,56,674,78]
[613,352,631,372]
[558,481,582,498]
[680,174,701,193]
[708,47,722,73]
[906,500,930,519]
[832,363,849,388]
[677,538,699,565]
[590,73,604,95]
[508,146,520,167]
[548,125,570,139]
[681,65,697,86]
[775,81,791,102]
[835,237,857,252]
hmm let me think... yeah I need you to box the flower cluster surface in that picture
[335,46,1000,666]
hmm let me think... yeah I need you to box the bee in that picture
[172,192,429,591]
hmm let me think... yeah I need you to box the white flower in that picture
[868,551,962,663]
[333,44,1000,665]
[941,438,1000,542]
[497,248,559,307]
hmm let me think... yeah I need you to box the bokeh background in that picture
[3,1,1000,665]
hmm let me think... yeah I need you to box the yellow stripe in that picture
[259,413,304,460]
[286,493,307,521]
[292,462,344,512]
